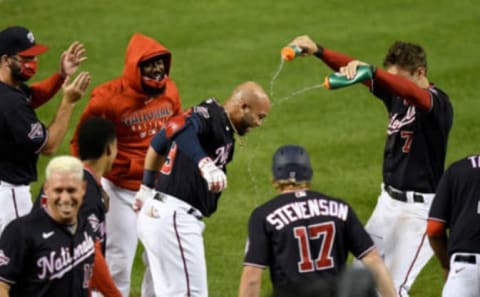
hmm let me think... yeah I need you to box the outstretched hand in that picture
[288,35,320,56]
[60,42,87,77]
[62,72,91,104]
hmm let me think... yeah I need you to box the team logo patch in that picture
[88,214,100,232]
[28,122,44,140]
[194,106,210,119]
[0,250,10,266]
[27,31,35,43]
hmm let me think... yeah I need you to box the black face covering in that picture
[141,83,166,97]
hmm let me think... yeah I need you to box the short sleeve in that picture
[0,221,28,284]
[429,167,452,223]
[344,206,374,259]
[243,208,270,268]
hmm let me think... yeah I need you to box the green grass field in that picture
[2,0,480,296]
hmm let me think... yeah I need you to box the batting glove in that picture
[132,184,156,212]
[198,157,227,193]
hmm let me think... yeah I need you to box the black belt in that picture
[454,255,476,264]
[187,208,203,220]
[384,185,424,203]
[154,193,203,220]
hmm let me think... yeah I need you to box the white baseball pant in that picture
[0,181,32,235]
[442,253,480,297]
[364,184,434,297]
[137,193,207,297]
[93,178,154,297]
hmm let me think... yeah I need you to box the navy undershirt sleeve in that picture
[173,115,208,163]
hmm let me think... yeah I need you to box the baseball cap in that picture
[0,26,48,56]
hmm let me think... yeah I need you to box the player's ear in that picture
[415,66,426,77]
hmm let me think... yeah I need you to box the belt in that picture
[154,192,203,220]
[454,255,476,264]
[384,184,424,203]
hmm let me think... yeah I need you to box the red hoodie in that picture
[71,33,182,191]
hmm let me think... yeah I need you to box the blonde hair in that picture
[272,180,310,191]
[45,155,84,180]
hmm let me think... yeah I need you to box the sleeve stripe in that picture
[0,276,15,284]
[427,217,447,223]
[356,245,376,260]
[35,128,48,154]
[243,262,267,269]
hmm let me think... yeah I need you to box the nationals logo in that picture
[387,105,416,135]
[36,232,94,279]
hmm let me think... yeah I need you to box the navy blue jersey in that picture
[0,208,95,297]
[33,168,107,253]
[372,84,453,193]
[155,98,235,217]
[244,190,374,292]
[429,155,480,256]
[0,82,47,185]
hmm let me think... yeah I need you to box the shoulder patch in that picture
[87,214,100,232]
[0,250,10,266]
[28,122,44,140]
[193,106,210,119]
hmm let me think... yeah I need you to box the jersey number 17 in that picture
[293,222,335,273]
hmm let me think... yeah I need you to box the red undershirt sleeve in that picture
[29,73,65,109]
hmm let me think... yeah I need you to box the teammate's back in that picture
[238,145,397,297]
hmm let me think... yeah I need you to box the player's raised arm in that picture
[40,72,91,156]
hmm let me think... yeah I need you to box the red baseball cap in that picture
[0,26,48,56]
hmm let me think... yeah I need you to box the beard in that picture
[9,61,34,82]
[235,117,250,136]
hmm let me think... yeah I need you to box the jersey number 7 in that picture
[293,222,335,273]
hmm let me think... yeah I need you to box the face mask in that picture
[9,57,38,81]
[142,74,168,90]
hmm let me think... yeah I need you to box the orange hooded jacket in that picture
[71,33,181,191]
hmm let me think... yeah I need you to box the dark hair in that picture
[78,117,116,160]
[383,41,427,74]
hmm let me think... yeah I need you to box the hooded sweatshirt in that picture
[71,33,181,191]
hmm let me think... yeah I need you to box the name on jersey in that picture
[266,199,349,230]
[36,232,94,280]
[387,105,416,135]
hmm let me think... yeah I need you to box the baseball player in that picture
[134,81,271,297]
[427,154,480,297]
[286,35,453,296]
[33,117,121,297]
[238,145,396,297]
[70,33,182,297]
[0,25,89,235]
[0,156,96,297]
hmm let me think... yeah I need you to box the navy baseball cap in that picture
[0,26,48,56]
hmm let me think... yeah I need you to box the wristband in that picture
[142,169,158,188]
[313,43,324,58]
